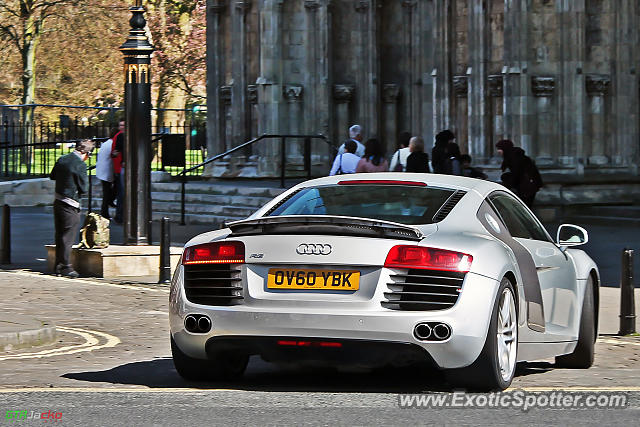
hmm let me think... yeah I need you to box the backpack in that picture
[79,213,110,249]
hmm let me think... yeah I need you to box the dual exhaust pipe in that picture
[184,314,212,333]
[414,322,452,341]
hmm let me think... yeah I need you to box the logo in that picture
[296,243,332,255]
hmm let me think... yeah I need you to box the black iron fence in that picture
[0,121,206,178]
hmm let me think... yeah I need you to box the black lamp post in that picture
[120,0,153,245]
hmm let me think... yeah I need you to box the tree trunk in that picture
[20,11,41,169]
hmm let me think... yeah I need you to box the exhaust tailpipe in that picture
[413,323,432,340]
[433,323,452,340]
[184,315,198,333]
[197,316,212,333]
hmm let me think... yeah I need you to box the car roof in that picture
[291,173,504,199]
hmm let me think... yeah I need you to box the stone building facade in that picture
[205,0,639,177]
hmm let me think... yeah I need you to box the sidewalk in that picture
[0,206,638,287]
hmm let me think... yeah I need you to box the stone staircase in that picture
[85,179,286,227]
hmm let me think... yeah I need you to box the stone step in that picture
[151,211,236,227]
[85,199,255,221]
[149,182,285,198]
[150,191,271,208]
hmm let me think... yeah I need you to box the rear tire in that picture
[171,336,249,381]
[446,278,518,391]
[555,276,595,368]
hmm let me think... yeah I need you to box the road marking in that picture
[0,327,120,361]
[520,386,640,392]
[0,387,240,393]
[0,270,169,293]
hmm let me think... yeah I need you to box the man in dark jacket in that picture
[496,139,543,207]
[49,139,95,278]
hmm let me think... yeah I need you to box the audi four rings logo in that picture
[296,243,332,255]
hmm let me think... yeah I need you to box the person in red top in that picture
[111,120,125,223]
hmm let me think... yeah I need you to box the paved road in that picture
[1,271,639,425]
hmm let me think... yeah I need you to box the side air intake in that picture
[432,191,466,222]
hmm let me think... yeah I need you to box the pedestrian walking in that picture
[389,131,412,172]
[337,124,366,158]
[356,138,389,173]
[49,139,95,278]
[329,140,360,175]
[496,139,543,207]
[95,127,118,219]
[405,136,431,173]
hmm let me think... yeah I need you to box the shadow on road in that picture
[62,357,552,392]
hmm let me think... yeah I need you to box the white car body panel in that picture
[170,173,600,370]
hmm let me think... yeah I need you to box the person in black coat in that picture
[50,139,95,278]
[496,139,543,207]
[405,136,431,173]
[431,130,454,174]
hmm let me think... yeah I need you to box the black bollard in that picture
[619,248,636,335]
[0,204,9,264]
[159,217,171,284]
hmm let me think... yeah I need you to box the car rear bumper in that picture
[169,269,500,369]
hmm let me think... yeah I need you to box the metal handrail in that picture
[178,134,335,225]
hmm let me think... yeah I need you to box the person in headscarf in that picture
[496,139,543,207]
[432,130,461,175]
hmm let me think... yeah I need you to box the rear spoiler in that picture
[226,215,423,241]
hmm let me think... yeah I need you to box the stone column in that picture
[256,0,285,176]
[531,76,555,164]
[611,0,638,170]
[247,84,259,139]
[488,74,504,157]
[283,85,304,161]
[467,0,489,161]
[418,1,435,147]
[502,0,532,155]
[333,84,354,146]
[354,0,379,138]
[402,0,420,135]
[231,1,251,147]
[557,0,586,173]
[585,74,610,165]
[453,75,468,150]
[204,1,227,176]
[382,84,400,155]
[432,0,454,131]
[304,0,332,138]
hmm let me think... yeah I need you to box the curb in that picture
[0,319,57,351]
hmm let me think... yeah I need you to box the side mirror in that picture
[557,224,589,247]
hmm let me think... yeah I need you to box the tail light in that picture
[182,241,245,265]
[384,245,472,272]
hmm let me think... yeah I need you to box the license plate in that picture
[267,268,360,291]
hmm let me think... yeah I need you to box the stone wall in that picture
[205,0,640,177]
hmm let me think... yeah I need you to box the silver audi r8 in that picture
[169,173,599,390]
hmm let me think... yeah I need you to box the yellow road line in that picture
[0,327,120,361]
[0,270,169,293]
[0,387,239,393]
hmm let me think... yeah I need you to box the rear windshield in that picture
[267,184,456,225]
